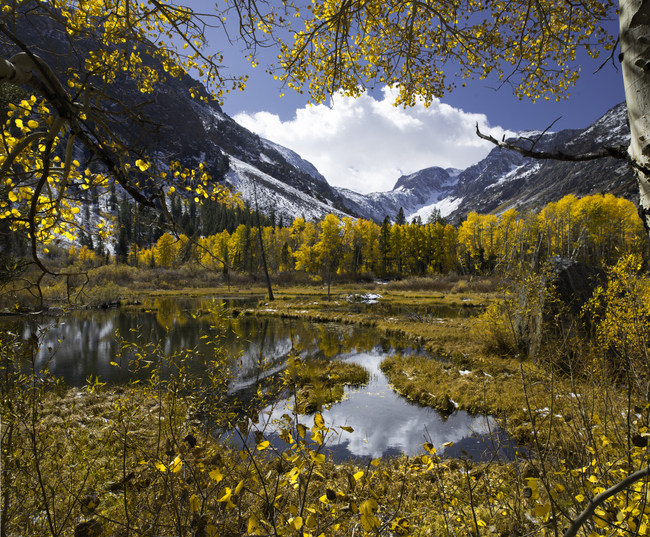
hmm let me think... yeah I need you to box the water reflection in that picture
[255,352,516,462]
[13,297,514,460]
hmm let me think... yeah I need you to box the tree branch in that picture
[563,465,650,537]
[475,122,650,181]
[475,122,631,163]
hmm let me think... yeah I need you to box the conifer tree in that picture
[396,207,406,226]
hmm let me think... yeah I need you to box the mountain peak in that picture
[392,167,452,191]
[335,101,635,223]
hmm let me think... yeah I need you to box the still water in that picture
[16,296,515,461]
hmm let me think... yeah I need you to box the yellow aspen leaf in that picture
[135,159,149,171]
[169,455,183,473]
[314,412,325,429]
[27,120,38,129]
[361,514,379,531]
[353,470,364,481]
[311,430,323,445]
[209,469,223,482]
[235,479,245,495]
[8,192,17,202]
[360,499,378,515]
[309,452,325,464]
[247,514,260,534]
[534,503,550,520]
[290,517,303,530]
[189,494,201,512]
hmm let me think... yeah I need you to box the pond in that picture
[14,296,516,462]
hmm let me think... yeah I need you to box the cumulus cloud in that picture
[233,86,514,194]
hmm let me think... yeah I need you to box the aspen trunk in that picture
[620,0,650,233]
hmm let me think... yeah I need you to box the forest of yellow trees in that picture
[67,193,648,277]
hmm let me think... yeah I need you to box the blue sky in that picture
[195,3,626,193]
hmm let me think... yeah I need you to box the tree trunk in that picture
[252,185,274,301]
[621,0,650,233]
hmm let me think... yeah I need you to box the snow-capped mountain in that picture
[10,4,353,224]
[440,102,634,221]
[336,167,460,222]
[334,102,635,223]
[14,3,636,226]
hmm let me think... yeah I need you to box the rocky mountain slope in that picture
[338,167,461,222]
[11,4,637,226]
[336,103,635,224]
[9,5,353,223]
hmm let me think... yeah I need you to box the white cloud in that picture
[234,86,514,194]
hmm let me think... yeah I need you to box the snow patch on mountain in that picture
[192,100,229,130]
[261,138,328,183]
[407,196,464,223]
[567,102,630,147]
[487,162,542,189]
[226,156,348,222]
[259,153,274,165]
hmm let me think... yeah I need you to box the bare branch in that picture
[476,123,632,163]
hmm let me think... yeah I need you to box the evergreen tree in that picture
[396,207,406,226]
[379,215,391,277]
[281,242,292,270]
[427,207,447,226]
[109,183,118,212]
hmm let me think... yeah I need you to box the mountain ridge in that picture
[334,102,635,224]
[11,5,637,228]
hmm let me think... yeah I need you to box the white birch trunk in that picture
[620,0,650,232]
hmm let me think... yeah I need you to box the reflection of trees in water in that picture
[20,305,393,389]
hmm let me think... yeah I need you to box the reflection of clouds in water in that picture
[19,307,507,460]
[260,351,498,459]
